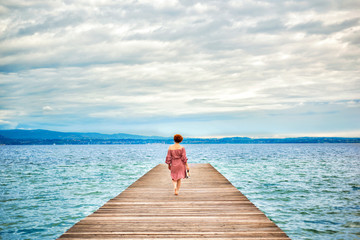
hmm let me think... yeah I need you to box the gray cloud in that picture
[247,18,285,33]
[291,18,360,35]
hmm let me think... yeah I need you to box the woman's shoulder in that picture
[168,145,184,150]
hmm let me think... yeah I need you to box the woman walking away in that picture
[165,134,189,195]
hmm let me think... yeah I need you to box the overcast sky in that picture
[0,0,359,137]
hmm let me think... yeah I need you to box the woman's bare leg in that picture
[172,180,178,195]
[176,179,181,192]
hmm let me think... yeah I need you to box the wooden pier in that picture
[59,163,290,239]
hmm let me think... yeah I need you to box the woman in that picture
[165,134,189,195]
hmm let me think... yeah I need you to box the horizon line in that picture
[1,128,360,139]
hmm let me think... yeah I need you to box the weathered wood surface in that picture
[59,163,290,239]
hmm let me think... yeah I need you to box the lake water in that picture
[0,144,359,239]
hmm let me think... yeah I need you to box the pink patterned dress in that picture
[165,147,188,180]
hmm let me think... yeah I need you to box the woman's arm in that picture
[165,149,172,168]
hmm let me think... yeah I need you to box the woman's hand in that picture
[186,163,190,171]
[168,164,171,170]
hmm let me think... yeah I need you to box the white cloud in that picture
[42,106,53,111]
[138,0,180,10]
[0,119,11,124]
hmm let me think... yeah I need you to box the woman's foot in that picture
[174,188,178,195]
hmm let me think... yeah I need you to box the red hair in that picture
[174,134,183,143]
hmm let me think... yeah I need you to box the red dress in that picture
[165,148,188,180]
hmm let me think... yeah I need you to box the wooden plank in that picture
[58,163,290,239]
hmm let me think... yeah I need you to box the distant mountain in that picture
[0,129,166,140]
[0,129,359,145]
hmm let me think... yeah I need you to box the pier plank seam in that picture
[58,163,290,239]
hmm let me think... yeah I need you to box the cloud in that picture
[42,106,53,111]
[290,18,360,35]
[0,0,359,136]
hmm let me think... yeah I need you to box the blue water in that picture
[0,144,359,239]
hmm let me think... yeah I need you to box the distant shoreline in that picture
[0,129,359,145]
